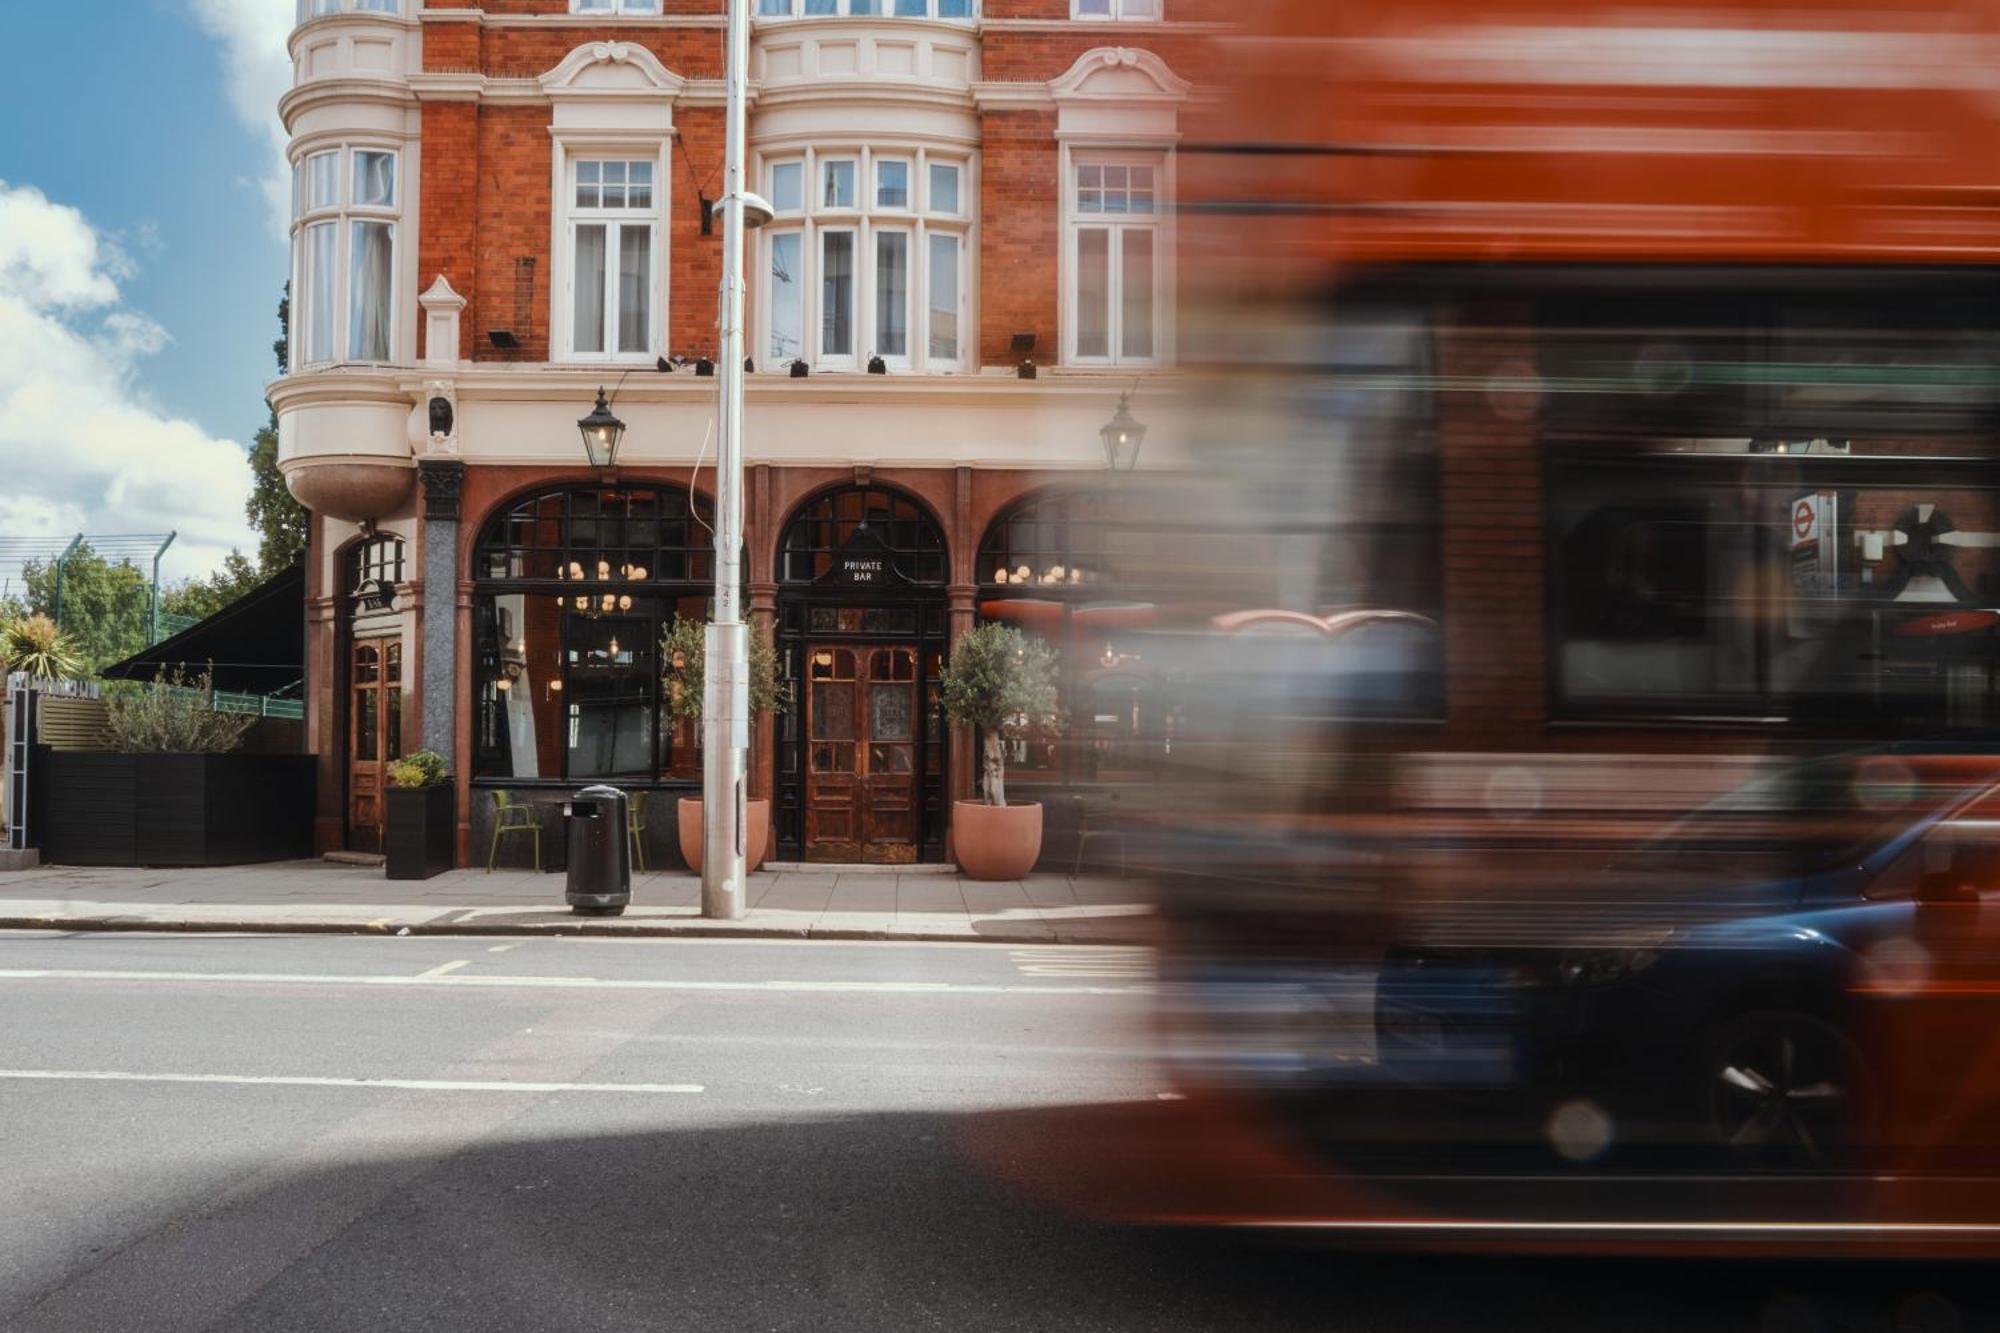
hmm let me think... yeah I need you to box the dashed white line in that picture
[415,960,470,979]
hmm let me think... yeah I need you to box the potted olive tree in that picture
[661,616,791,873]
[940,622,1060,881]
[384,749,453,880]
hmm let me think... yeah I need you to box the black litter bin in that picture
[564,785,631,915]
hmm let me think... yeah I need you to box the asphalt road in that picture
[0,930,1986,1333]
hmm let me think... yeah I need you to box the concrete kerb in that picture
[0,911,1149,946]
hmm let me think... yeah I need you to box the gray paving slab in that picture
[896,877,967,914]
[826,875,898,913]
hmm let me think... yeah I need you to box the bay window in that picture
[561,156,663,362]
[756,0,976,17]
[761,145,972,372]
[1068,157,1165,365]
[1073,0,1158,17]
[290,145,398,370]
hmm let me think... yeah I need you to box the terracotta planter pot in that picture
[952,800,1043,881]
[677,797,771,874]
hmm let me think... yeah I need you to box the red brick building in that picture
[274,0,1216,865]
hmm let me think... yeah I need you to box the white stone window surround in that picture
[541,43,685,366]
[555,147,670,363]
[756,143,974,374]
[755,0,978,20]
[1048,47,1188,368]
[1062,148,1167,367]
[290,140,407,372]
[571,0,666,15]
[1072,0,1160,18]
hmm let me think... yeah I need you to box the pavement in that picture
[0,929,1982,1333]
[0,858,1154,944]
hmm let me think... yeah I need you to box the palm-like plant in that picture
[1,615,83,684]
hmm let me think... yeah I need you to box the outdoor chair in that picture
[488,789,541,872]
[627,790,649,874]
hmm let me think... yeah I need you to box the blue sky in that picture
[0,1,290,586]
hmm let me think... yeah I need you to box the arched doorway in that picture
[343,531,406,851]
[776,484,949,863]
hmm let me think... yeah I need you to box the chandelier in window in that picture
[556,557,650,615]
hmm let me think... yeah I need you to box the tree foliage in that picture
[13,546,153,673]
[160,551,262,624]
[103,666,255,755]
[248,285,307,573]
[660,616,791,724]
[938,623,1060,807]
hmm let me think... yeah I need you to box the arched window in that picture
[347,533,405,611]
[780,484,946,586]
[976,487,1170,785]
[976,488,1123,591]
[472,486,716,784]
[476,485,712,584]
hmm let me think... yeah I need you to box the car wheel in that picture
[1699,1011,1870,1167]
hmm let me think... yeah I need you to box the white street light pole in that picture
[702,0,755,919]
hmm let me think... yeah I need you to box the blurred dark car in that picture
[1162,752,2000,1176]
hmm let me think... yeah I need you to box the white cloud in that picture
[0,181,257,588]
[186,0,295,239]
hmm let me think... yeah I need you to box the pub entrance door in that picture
[804,643,920,863]
[347,636,403,851]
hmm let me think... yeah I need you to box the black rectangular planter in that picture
[35,750,315,867]
[384,784,455,881]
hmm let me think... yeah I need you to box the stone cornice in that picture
[410,72,733,107]
[280,77,421,131]
[417,6,724,28]
[977,18,1231,33]
[370,364,1180,407]
[970,81,1053,110]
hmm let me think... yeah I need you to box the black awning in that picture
[101,563,305,696]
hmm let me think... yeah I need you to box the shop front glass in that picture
[472,486,716,781]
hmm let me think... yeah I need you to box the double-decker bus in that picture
[1109,0,2000,1252]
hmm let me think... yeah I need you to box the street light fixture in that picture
[1100,391,1146,471]
[577,388,626,469]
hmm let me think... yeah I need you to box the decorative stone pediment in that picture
[539,42,687,98]
[1049,47,1191,104]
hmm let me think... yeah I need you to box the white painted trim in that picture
[549,138,673,365]
[538,40,688,98]
[1048,45,1190,101]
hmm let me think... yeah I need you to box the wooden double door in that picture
[804,643,920,863]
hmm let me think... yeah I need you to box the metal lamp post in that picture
[704,0,776,920]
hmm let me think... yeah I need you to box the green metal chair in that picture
[627,790,649,874]
[487,789,541,872]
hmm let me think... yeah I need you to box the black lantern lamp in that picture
[1100,391,1146,471]
[577,387,626,469]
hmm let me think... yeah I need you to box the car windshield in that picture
[1613,755,1956,879]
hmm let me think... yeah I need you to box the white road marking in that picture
[0,968,1148,997]
[486,943,523,954]
[415,960,470,979]
[1010,946,1153,979]
[0,1068,702,1094]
